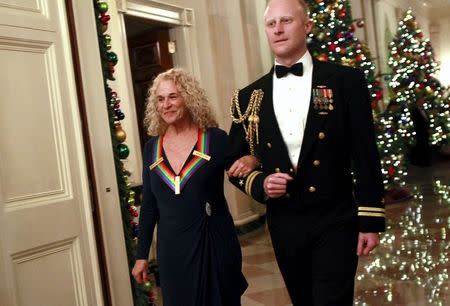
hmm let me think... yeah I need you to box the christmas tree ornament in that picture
[356,19,365,27]
[97,1,108,13]
[100,14,110,25]
[117,144,130,159]
[338,8,346,18]
[115,110,125,120]
[317,53,329,62]
[317,32,326,41]
[107,51,118,65]
[116,128,127,143]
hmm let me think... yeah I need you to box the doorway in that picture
[124,15,174,149]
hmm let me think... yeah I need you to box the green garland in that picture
[93,1,153,305]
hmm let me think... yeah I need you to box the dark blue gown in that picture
[136,127,248,306]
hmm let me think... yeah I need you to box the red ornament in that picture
[338,9,347,18]
[100,13,110,25]
[329,43,338,52]
[337,32,344,39]
[388,166,395,177]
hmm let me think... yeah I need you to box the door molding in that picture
[116,0,202,81]
[118,0,194,26]
[69,1,134,305]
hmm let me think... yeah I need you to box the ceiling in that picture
[412,0,450,8]
[410,0,450,18]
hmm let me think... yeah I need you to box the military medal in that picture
[313,88,321,110]
[314,86,334,114]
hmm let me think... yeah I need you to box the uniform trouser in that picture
[266,202,359,306]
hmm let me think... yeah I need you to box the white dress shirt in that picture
[273,51,313,167]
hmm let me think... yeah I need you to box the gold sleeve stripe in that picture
[244,171,259,195]
[358,212,385,218]
[245,171,262,195]
[358,206,385,213]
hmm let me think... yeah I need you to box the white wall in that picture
[437,17,450,86]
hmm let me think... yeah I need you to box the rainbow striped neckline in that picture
[150,128,211,194]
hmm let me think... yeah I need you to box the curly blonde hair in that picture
[144,68,218,136]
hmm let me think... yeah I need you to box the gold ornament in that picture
[116,127,127,143]
[341,58,356,67]
[317,53,329,62]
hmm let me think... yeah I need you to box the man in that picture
[410,97,431,167]
[225,0,385,305]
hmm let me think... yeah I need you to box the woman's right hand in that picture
[227,155,260,178]
[132,259,149,284]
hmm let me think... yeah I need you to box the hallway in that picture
[239,158,449,306]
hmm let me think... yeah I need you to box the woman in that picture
[132,68,257,306]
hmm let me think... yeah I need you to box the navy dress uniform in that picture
[225,57,385,305]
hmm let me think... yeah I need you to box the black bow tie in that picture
[275,63,303,78]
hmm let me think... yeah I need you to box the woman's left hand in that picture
[227,155,260,178]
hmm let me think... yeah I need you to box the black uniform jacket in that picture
[225,59,385,233]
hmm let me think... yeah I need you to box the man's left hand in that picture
[357,232,380,256]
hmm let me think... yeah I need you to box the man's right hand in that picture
[263,173,293,198]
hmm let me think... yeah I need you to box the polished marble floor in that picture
[239,159,449,306]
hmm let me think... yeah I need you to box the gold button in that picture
[313,160,320,166]
[267,142,272,149]
[285,193,291,198]
[308,186,316,193]
[275,167,280,173]
[289,168,294,173]
[318,132,325,140]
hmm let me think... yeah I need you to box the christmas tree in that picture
[306,0,383,107]
[306,0,408,192]
[388,9,449,149]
